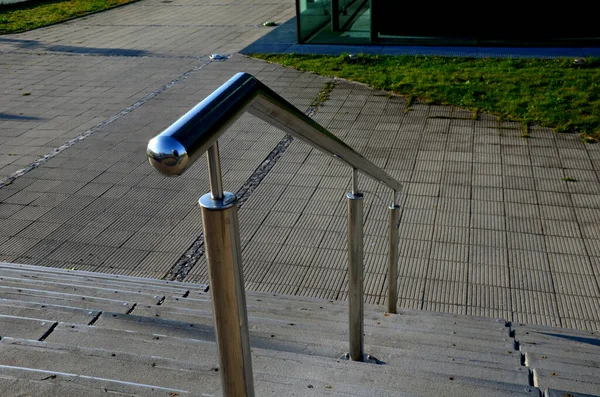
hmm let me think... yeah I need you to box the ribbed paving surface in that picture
[0,263,598,396]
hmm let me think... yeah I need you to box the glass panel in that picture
[298,0,372,44]
[335,0,364,33]
[297,0,331,43]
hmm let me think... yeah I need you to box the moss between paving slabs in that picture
[253,54,600,141]
[0,0,136,34]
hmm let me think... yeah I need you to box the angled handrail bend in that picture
[147,72,402,195]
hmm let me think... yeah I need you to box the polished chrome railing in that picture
[147,72,402,396]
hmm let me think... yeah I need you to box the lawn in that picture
[253,54,600,141]
[0,0,136,34]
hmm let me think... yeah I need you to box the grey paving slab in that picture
[0,55,201,180]
[0,0,296,181]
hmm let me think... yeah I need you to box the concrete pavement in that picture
[0,0,599,332]
[0,0,295,179]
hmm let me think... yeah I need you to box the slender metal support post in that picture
[200,144,254,397]
[207,143,224,200]
[347,168,364,361]
[331,0,340,31]
[387,189,401,314]
[370,0,378,43]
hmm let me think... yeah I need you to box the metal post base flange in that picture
[339,353,385,365]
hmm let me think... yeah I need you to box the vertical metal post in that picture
[199,143,254,397]
[331,0,340,31]
[387,189,401,314]
[347,168,364,361]
[207,143,224,200]
[370,0,378,42]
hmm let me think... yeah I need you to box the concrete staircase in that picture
[0,262,598,397]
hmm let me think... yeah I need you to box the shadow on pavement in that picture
[0,37,151,57]
[0,113,43,121]
[239,17,296,54]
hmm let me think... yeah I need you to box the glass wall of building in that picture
[297,0,600,46]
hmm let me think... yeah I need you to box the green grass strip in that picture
[253,54,600,141]
[0,0,136,34]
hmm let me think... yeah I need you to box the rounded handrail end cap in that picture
[147,136,189,176]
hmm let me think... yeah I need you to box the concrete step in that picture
[46,322,526,384]
[0,286,134,313]
[9,263,600,396]
[49,321,521,371]
[227,291,509,327]
[0,367,192,397]
[0,337,538,397]
[253,353,536,397]
[514,323,600,354]
[517,334,600,347]
[96,311,516,358]
[0,337,222,393]
[368,342,520,371]
[515,323,600,349]
[0,315,55,340]
[526,352,599,377]
[0,262,207,292]
[0,273,190,298]
[514,325,600,344]
[367,309,508,332]
[534,368,600,396]
[0,278,164,305]
[515,318,600,396]
[513,323,598,339]
[146,304,512,345]
[0,299,99,325]
[0,269,205,298]
[521,343,600,363]
[0,357,364,397]
[545,388,600,397]
[4,263,506,331]
[518,335,600,356]
[0,365,408,397]
[136,303,511,344]
[251,348,536,397]
[158,297,510,339]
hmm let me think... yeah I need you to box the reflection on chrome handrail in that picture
[147,72,402,194]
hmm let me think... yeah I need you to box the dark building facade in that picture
[297,0,600,46]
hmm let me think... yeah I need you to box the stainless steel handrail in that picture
[147,72,402,193]
[147,72,403,396]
